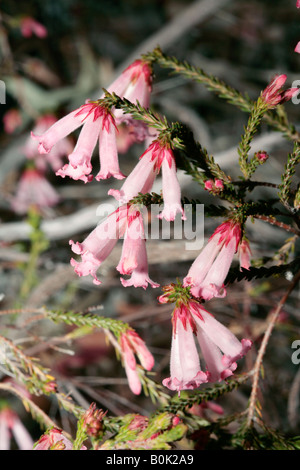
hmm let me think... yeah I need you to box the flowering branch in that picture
[144,47,300,141]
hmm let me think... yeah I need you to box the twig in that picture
[246,269,300,428]
[0,382,58,431]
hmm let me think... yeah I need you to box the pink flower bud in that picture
[20,17,48,38]
[204,179,214,191]
[256,151,269,162]
[214,179,224,190]
[3,109,22,134]
[262,75,298,107]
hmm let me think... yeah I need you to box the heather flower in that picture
[3,109,22,134]
[20,17,48,38]
[31,59,153,182]
[70,204,158,289]
[238,238,252,270]
[261,74,299,107]
[183,220,242,300]
[10,167,60,214]
[106,59,153,119]
[83,403,106,438]
[120,330,154,395]
[295,41,300,54]
[32,103,124,183]
[108,140,185,222]
[204,179,214,191]
[101,58,153,149]
[162,300,252,393]
[0,407,34,450]
[34,428,86,450]
[189,401,224,417]
[24,114,73,172]
[255,151,269,163]
[204,178,224,193]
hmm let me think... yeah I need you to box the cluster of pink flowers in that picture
[159,218,253,393]
[261,74,298,107]
[70,203,158,289]
[31,59,153,184]
[204,178,224,193]
[27,56,254,396]
[29,59,185,289]
[183,219,243,301]
[161,299,252,393]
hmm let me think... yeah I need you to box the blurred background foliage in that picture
[0,0,300,449]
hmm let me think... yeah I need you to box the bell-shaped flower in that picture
[120,329,154,395]
[24,114,73,172]
[117,211,159,289]
[183,220,242,300]
[238,238,252,270]
[108,140,185,222]
[10,167,60,215]
[106,59,153,120]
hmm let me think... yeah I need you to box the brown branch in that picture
[246,269,300,428]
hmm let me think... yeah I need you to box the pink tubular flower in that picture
[108,140,185,222]
[106,59,153,117]
[162,301,252,393]
[295,41,300,54]
[120,330,154,395]
[20,17,48,38]
[11,167,60,214]
[70,204,158,289]
[261,74,299,107]
[24,114,73,172]
[0,407,34,450]
[116,208,159,289]
[31,103,124,183]
[183,220,242,300]
[238,238,252,270]
[34,428,86,450]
